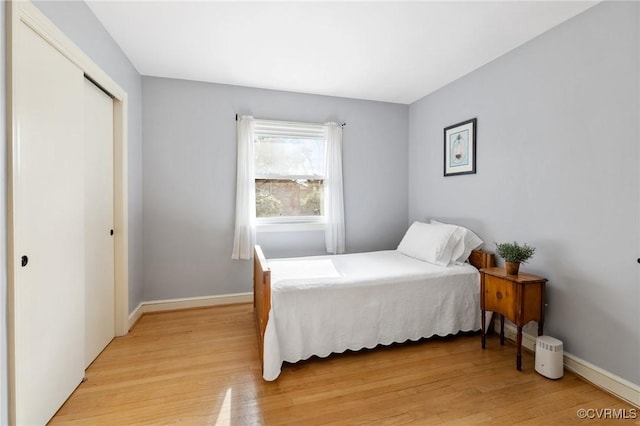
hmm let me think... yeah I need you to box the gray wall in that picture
[408,1,640,385]
[142,77,409,301]
[33,1,144,312]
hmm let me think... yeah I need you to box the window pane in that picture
[255,179,323,218]
[255,137,325,177]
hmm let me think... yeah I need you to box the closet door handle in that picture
[21,255,29,267]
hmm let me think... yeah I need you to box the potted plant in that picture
[494,241,536,275]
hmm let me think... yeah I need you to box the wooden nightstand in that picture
[480,267,547,371]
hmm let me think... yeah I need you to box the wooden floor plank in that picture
[50,304,637,425]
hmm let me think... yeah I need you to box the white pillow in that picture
[430,220,484,264]
[397,221,464,266]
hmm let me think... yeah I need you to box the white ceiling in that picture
[86,1,597,104]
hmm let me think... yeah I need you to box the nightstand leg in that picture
[481,309,486,349]
[499,314,505,345]
[516,326,523,371]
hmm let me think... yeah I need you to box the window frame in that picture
[252,119,328,231]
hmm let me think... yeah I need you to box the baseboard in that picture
[495,319,640,408]
[127,293,253,330]
[127,302,144,331]
[497,320,537,352]
[564,353,640,408]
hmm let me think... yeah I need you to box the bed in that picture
[253,221,495,380]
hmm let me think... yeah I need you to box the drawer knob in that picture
[496,291,503,299]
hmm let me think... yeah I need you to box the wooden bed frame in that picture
[253,245,495,372]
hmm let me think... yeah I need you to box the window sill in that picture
[256,222,325,233]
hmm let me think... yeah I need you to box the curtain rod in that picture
[235,114,346,127]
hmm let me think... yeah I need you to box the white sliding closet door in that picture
[84,78,115,368]
[12,19,85,426]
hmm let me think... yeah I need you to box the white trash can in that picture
[535,335,564,379]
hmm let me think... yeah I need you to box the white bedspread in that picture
[262,250,481,381]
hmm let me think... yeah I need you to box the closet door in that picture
[12,19,85,426]
[84,78,115,367]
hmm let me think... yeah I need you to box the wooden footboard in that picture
[253,245,270,373]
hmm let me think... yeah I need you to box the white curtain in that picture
[324,122,345,254]
[232,116,256,260]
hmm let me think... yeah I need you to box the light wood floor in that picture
[51,304,637,425]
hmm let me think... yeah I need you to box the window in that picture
[253,120,327,225]
[232,116,344,259]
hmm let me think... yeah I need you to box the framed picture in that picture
[444,118,476,176]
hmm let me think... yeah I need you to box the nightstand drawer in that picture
[484,275,516,320]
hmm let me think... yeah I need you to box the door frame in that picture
[7,0,129,421]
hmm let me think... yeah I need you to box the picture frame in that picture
[444,118,477,177]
